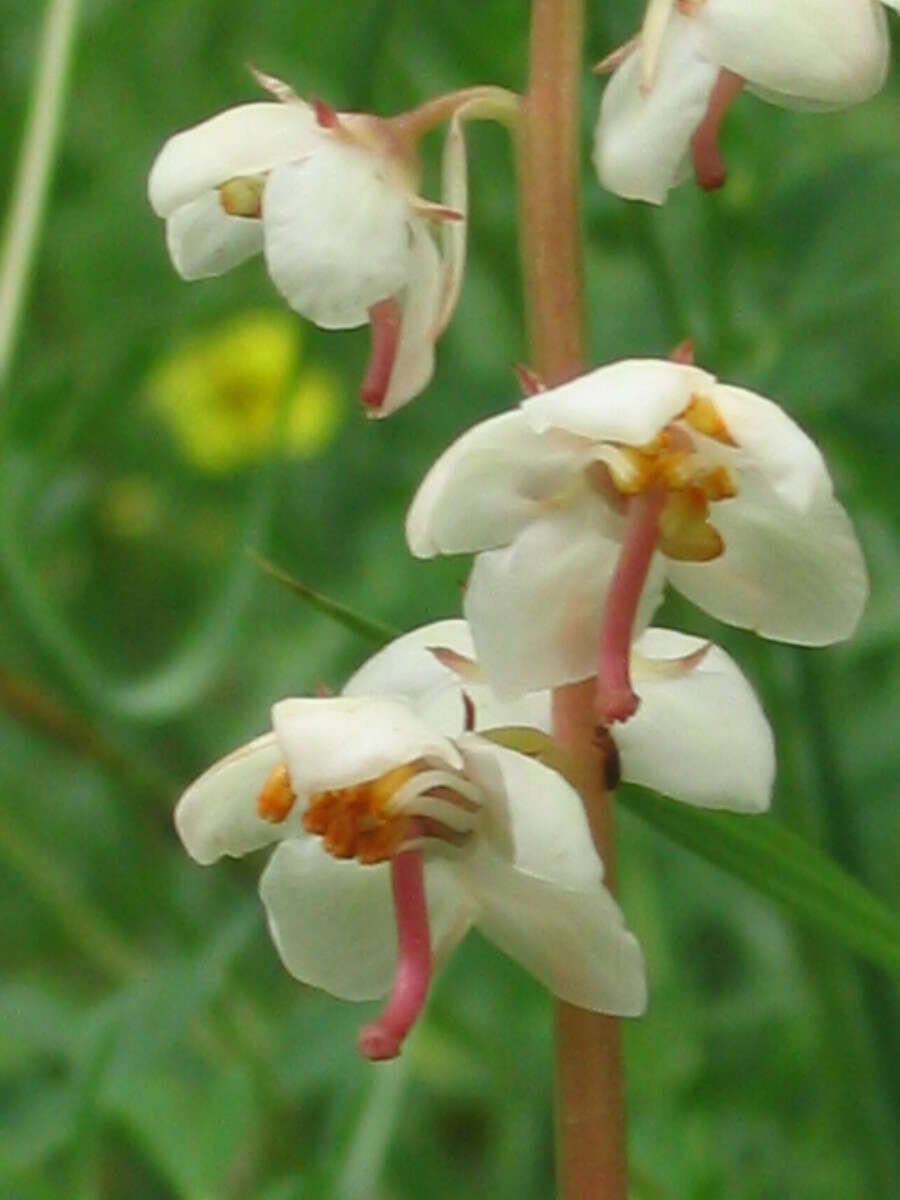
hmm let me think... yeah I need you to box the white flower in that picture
[148,80,467,416]
[175,643,646,1060]
[406,359,867,717]
[594,0,897,204]
[344,619,775,815]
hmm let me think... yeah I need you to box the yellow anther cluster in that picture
[603,393,738,563]
[301,762,420,865]
[218,175,265,218]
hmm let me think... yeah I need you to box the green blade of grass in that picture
[251,552,398,647]
[618,783,900,980]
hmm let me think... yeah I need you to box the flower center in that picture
[218,175,265,219]
[256,760,481,865]
[593,393,737,563]
[592,393,737,726]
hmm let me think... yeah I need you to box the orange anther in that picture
[256,762,297,823]
[218,176,264,219]
[697,465,737,501]
[658,488,724,562]
[683,394,736,446]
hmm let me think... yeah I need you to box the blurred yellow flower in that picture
[147,311,342,473]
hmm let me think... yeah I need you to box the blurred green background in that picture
[1,1,899,1197]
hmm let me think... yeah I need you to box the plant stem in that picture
[389,85,522,142]
[0,0,80,390]
[552,682,628,1200]
[518,4,628,1196]
[518,0,586,384]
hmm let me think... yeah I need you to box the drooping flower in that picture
[175,642,646,1061]
[148,74,467,416]
[406,359,867,721]
[593,0,897,204]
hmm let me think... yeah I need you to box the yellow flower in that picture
[147,311,342,474]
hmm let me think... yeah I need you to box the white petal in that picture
[710,383,834,511]
[175,732,302,864]
[343,620,475,705]
[618,628,774,812]
[593,13,719,204]
[433,111,468,338]
[462,844,646,1015]
[164,191,264,280]
[458,737,603,890]
[465,503,666,697]
[262,144,413,329]
[376,223,442,417]
[406,410,584,558]
[259,839,472,1001]
[696,0,889,109]
[148,102,321,218]
[271,696,462,795]
[343,620,552,738]
[667,469,868,645]
[522,359,717,445]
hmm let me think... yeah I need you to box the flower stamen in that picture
[218,175,265,218]
[257,762,297,823]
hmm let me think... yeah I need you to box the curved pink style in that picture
[595,486,665,725]
[690,68,745,192]
[357,844,432,1061]
[360,296,402,410]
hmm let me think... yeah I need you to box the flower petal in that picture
[343,620,553,737]
[462,844,646,1015]
[259,839,472,1001]
[464,503,666,697]
[666,469,868,647]
[148,101,321,218]
[696,0,889,109]
[433,111,468,338]
[271,696,462,795]
[165,191,264,280]
[175,732,303,864]
[593,13,719,204]
[618,628,775,812]
[522,359,717,446]
[458,737,603,889]
[263,143,413,329]
[406,411,584,558]
[376,223,442,417]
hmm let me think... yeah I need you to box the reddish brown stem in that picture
[518,2,629,1197]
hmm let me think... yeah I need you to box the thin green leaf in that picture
[618,784,900,980]
[251,552,398,647]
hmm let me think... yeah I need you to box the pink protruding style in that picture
[690,68,744,192]
[357,842,432,1061]
[360,297,402,410]
[596,486,666,725]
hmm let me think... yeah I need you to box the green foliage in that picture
[0,1,898,1198]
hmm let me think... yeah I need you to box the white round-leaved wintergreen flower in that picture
[148,80,468,415]
[406,359,867,720]
[176,656,645,1061]
[594,0,896,204]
